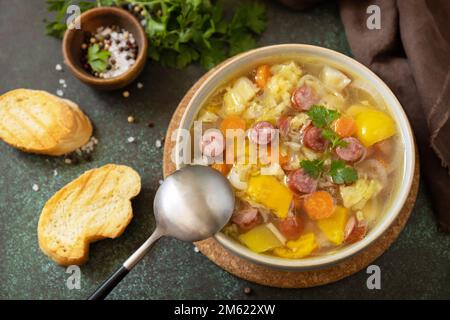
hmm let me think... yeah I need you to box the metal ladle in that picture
[88,165,235,300]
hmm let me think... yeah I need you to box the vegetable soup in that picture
[194,58,403,259]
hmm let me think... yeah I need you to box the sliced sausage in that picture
[287,168,318,194]
[292,195,304,214]
[277,116,291,138]
[248,121,275,145]
[303,125,329,152]
[344,216,356,241]
[201,130,224,157]
[344,219,367,244]
[231,207,261,231]
[336,137,366,162]
[277,215,304,240]
[291,85,319,111]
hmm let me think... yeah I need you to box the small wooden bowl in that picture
[62,7,148,90]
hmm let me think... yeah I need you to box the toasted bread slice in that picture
[0,89,93,156]
[38,164,141,266]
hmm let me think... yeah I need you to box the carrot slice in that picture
[334,116,357,138]
[263,146,289,167]
[279,152,289,168]
[211,163,231,176]
[220,116,246,135]
[303,191,335,220]
[255,64,271,89]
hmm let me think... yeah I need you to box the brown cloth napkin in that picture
[279,0,450,231]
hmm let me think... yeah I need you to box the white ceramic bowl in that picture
[176,44,415,270]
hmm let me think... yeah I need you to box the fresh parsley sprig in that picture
[87,44,111,72]
[329,160,358,184]
[300,159,324,179]
[44,0,267,69]
[322,128,348,149]
[300,105,358,184]
[306,105,340,128]
[306,105,348,149]
[300,159,358,185]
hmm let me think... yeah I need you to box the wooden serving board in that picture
[162,66,420,289]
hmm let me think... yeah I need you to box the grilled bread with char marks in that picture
[38,164,141,266]
[0,89,92,156]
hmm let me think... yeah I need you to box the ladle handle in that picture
[88,229,163,300]
[88,266,129,300]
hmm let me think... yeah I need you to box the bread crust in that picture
[0,89,93,156]
[37,164,141,266]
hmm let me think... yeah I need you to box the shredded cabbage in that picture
[267,62,302,104]
[223,77,258,116]
[289,113,308,131]
[340,179,382,210]
[320,65,351,92]
[197,110,219,122]
[319,93,346,111]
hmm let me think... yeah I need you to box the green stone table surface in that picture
[0,0,449,300]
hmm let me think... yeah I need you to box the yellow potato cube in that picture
[239,224,283,253]
[272,233,317,259]
[246,175,293,218]
[317,206,349,245]
[346,105,396,147]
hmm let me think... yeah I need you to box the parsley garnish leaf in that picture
[322,128,348,149]
[329,160,358,184]
[306,105,349,150]
[87,44,111,73]
[306,105,340,128]
[300,159,324,179]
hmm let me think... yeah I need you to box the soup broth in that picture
[193,57,403,259]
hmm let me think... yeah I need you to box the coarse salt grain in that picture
[64,158,72,164]
[96,26,137,79]
[158,179,164,185]
[155,139,162,148]
[79,136,98,154]
[127,136,136,143]
[137,82,143,89]
[59,79,66,84]
[194,246,200,253]
[32,184,40,191]
[55,64,62,71]
[53,169,58,177]
[56,89,64,97]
